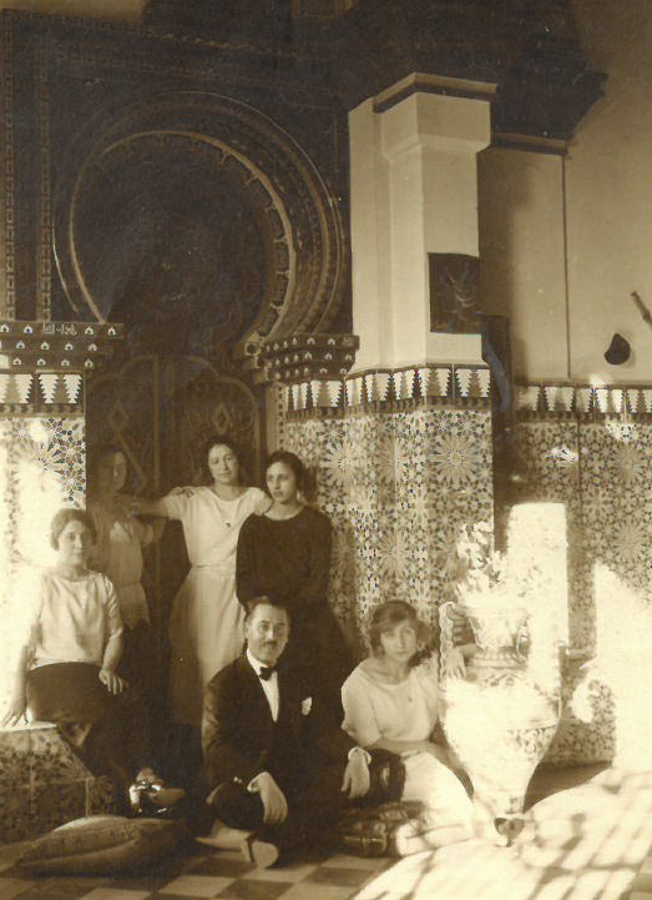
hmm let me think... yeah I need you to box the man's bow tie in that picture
[258,666,276,681]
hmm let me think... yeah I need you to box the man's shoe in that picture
[128,780,186,815]
[196,820,252,850]
[241,834,280,868]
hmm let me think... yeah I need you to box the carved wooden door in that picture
[86,354,264,635]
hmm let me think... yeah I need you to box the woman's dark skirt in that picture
[27,662,115,723]
[287,602,354,723]
[26,662,151,810]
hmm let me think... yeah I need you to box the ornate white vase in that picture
[439,601,560,820]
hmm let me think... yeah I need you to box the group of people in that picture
[2,436,493,866]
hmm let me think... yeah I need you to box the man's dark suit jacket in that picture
[202,653,355,791]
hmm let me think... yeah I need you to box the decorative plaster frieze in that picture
[0,320,124,372]
[515,382,652,417]
[0,369,83,415]
[280,363,491,417]
[260,333,360,383]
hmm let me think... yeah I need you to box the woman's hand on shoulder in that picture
[169,486,197,498]
[98,668,129,694]
[253,494,273,516]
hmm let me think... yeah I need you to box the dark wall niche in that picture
[429,253,481,335]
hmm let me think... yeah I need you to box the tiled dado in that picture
[516,381,652,416]
[283,405,494,650]
[279,364,491,416]
[0,724,117,843]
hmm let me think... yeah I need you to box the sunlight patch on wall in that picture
[594,561,652,769]
[0,417,86,714]
[507,502,568,691]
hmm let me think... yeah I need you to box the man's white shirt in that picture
[247,648,279,722]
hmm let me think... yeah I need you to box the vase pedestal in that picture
[441,684,559,820]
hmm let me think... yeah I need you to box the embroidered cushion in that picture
[18,815,187,875]
[325,801,424,857]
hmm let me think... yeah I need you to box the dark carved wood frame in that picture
[0,9,352,352]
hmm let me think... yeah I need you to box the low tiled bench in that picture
[0,723,117,843]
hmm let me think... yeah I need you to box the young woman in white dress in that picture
[342,600,505,853]
[87,446,163,714]
[131,438,268,733]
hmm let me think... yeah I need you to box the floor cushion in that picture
[325,800,424,857]
[17,815,188,875]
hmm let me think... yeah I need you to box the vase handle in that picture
[439,602,457,678]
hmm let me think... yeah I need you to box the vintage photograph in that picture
[0,1,650,898]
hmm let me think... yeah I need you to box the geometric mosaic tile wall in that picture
[284,406,494,654]
[0,416,85,563]
[0,724,116,843]
[288,405,651,768]
[514,416,652,767]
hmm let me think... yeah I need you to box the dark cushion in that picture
[18,815,187,875]
[326,801,424,858]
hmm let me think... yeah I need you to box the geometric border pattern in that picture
[0,370,83,415]
[283,364,491,417]
[516,381,652,416]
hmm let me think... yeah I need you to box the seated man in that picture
[201,595,371,867]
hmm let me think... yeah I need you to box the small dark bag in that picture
[359,748,406,806]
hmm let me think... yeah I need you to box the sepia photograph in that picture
[0,1,650,898]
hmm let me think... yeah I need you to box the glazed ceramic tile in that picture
[30,726,89,785]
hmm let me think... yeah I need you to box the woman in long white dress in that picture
[131,438,268,732]
[87,444,166,769]
[87,446,161,685]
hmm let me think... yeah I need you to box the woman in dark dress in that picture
[236,451,352,719]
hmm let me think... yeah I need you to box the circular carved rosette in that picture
[53,92,349,361]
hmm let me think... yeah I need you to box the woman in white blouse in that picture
[2,508,183,815]
[341,600,476,853]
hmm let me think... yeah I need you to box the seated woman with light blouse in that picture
[2,508,184,816]
[342,600,483,853]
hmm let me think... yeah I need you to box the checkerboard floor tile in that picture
[6,767,652,900]
[0,843,389,900]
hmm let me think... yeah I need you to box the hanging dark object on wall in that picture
[604,333,631,366]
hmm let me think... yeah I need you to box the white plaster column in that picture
[350,88,491,371]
